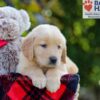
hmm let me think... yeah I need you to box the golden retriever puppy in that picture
[17,24,78,92]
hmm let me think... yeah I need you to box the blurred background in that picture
[0,0,100,100]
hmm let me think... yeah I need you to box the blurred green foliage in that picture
[0,0,100,88]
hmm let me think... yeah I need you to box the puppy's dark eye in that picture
[40,44,47,48]
[58,45,61,49]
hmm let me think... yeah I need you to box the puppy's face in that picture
[34,34,65,68]
[22,25,66,68]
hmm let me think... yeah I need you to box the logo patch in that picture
[83,0,100,19]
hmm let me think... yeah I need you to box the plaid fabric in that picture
[0,73,79,100]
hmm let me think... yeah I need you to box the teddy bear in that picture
[0,6,30,75]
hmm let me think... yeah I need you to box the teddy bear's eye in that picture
[11,17,16,20]
[40,44,47,48]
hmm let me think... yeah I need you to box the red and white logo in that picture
[83,0,93,11]
[83,0,100,19]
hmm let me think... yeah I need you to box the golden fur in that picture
[17,24,78,92]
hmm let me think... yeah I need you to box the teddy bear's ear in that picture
[0,10,5,18]
[19,10,31,31]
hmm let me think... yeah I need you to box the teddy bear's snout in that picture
[0,18,20,40]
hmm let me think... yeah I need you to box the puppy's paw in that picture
[46,69,61,92]
[31,73,46,89]
[46,78,60,92]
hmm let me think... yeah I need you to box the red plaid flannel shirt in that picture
[0,73,79,100]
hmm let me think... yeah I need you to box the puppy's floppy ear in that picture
[22,36,35,61]
[66,57,79,74]
[61,46,66,63]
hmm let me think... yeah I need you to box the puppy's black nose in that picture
[49,56,57,64]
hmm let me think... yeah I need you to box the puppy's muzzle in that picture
[49,56,57,65]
